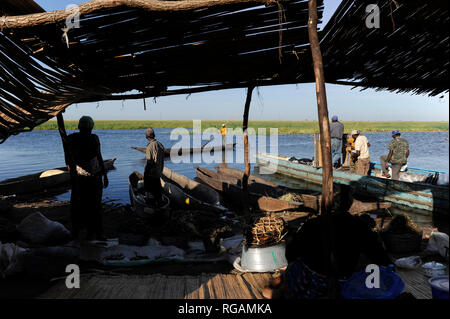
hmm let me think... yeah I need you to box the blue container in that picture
[341,265,405,299]
[429,276,449,300]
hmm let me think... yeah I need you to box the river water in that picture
[0,129,448,205]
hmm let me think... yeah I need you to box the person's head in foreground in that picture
[78,115,94,135]
[331,115,338,122]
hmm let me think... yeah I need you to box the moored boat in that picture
[0,158,117,196]
[215,166,391,214]
[256,153,449,215]
[161,167,226,212]
[195,167,302,212]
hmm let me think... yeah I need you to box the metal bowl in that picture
[241,241,287,272]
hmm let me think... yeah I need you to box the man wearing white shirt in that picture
[351,130,371,175]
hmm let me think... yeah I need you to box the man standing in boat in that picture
[351,130,371,176]
[380,130,410,180]
[144,128,165,206]
[219,123,227,167]
[66,116,108,241]
[330,115,344,168]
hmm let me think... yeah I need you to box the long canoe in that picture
[215,166,391,214]
[195,167,302,212]
[131,143,236,158]
[256,153,449,215]
[0,158,116,196]
[161,167,226,212]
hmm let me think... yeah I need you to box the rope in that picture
[0,16,8,31]
[61,27,70,48]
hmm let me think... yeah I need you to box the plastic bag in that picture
[394,256,422,269]
[16,212,71,245]
[427,232,449,258]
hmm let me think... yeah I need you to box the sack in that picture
[16,212,71,245]
[427,232,449,258]
[0,241,27,278]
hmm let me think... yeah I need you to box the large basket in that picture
[382,231,423,253]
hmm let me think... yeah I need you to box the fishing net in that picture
[248,216,286,246]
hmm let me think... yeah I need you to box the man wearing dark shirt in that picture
[330,115,344,167]
[66,116,108,240]
[144,128,165,206]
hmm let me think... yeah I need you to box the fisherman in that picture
[343,134,356,167]
[330,115,344,168]
[261,186,390,299]
[350,130,371,176]
[66,116,108,241]
[219,123,227,166]
[144,128,165,206]
[380,130,410,180]
[219,123,227,147]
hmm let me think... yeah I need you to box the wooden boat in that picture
[161,167,226,212]
[256,153,449,215]
[128,171,170,217]
[0,158,117,196]
[131,143,236,158]
[195,167,302,212]
[215,166,391,214]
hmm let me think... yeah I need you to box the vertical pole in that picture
[308,0,333,214]
[57,113,70,164]
[308,0,338,299]
[242,85,255,196]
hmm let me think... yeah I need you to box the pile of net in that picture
[278,193,303,202]
[246,216,286,246]
[381,214,422,235]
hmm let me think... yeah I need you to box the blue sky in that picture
[34,0,449,121]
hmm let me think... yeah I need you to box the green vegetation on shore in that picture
[35,120,449,135]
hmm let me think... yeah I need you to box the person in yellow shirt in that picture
[219,123,226,147]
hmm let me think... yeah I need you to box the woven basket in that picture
[382,231,423,253]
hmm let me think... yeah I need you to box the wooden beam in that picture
[1,0,280,29]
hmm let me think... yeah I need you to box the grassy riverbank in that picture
[35,120,449,134]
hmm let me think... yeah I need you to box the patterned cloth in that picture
[388,137,409,164]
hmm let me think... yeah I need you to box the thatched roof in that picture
[0,0,44,16]
[0,0,448,142]
[320,0,449,96]
[0,0,323,141]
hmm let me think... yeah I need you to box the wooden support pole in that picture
[56,113,69,163]
[56,113,76,180]
[308,0,333,215]
[242,85,255,197]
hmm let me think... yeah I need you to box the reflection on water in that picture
[0,129,448,206]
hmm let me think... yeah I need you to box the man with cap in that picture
[350,130,371,175]
[330,115,344,168]
[66,116,108,240]
[380,130,409,180]
[144,128,165,206]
